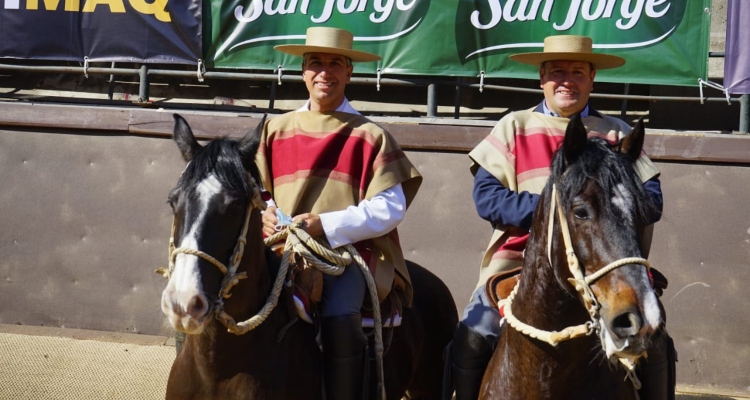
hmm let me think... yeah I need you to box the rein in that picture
[503,184,651,347]
[264,228,388,400]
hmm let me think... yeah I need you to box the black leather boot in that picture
[637,328,677,400]
[322,315,368,400]
[450,321,495,400]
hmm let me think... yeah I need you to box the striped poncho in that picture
[256,111,422,305]
[468,107,660,288]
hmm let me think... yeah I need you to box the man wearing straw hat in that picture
[449,35,674,400]
[257,27,422,400]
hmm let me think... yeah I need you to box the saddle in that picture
[484,266,670,314]
[284,253,403,328]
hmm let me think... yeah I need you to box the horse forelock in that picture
[178,138,258,198]
[549,138,654,227]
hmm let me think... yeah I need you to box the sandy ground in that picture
[0,324,746,400]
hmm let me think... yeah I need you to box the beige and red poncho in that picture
[256,111,422,306]
[469,107,660,289]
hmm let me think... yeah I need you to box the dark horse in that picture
[160,114,458,400]
[480,115,664,399]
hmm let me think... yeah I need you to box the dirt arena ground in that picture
[0,324,746,400]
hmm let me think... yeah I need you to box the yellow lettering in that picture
[27,0,80,11]
[82,0,126,13]
[129,0,171,22]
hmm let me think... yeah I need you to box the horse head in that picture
[161,114,266,334]
[545,113,661,362]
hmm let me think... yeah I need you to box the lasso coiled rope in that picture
[264,224,388,400]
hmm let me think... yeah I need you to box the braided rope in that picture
[585,257,650,285]
[503,280,592,347]
[265,225,387,400]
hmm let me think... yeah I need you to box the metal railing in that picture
[0,61,747,133]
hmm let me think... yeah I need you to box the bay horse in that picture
[480,115,663,399]
[160,114,458,400]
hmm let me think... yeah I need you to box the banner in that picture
[724,0,750,94]
[205,0,711,86]
[0,0,202,64]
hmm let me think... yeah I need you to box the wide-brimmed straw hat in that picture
[509,35,625,70]
[274,27,381,62]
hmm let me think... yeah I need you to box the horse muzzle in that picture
[598,289,661,359]
[161,285,212,334]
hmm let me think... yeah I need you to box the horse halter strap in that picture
[503,184,650,347]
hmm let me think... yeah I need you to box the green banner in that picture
[205,0,711,86]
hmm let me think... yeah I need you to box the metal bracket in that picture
[698,78,731,105]
[377,68,382,92]
[197,59,206,82]
[478,70,485,93]
[276,65,284,85]
[83,56,90,79]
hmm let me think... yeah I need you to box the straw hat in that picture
[509,35,625,70]
[274,27,381,62]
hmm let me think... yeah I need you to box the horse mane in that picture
[177,138,258,197]
[547,136,655,227]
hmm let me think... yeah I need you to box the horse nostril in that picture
[186,294,209,319]
[611,312,642,338]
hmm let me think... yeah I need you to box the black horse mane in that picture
[548,136,655,226]
[177,138,258,197]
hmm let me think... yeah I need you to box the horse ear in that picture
[563,113,587,164]
[238,114,267,170]
[173,114,202,162]
[620,117,645,162]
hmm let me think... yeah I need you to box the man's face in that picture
[539,60,596,117]
[302,52,353,112]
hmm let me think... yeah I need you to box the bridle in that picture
[503,184,651,346]
[157,172,281,335]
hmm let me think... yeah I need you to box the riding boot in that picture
[450,321,495,400]
[637,329,677,400]
[321,314,368,400]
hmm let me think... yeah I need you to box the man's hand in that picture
[293,213,323,238]
[262,205,279,237]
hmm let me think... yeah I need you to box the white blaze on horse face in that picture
[161,174,223,333]
[611,183,634,225]
[641,285,661,331]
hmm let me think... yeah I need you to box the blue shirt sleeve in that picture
[644,178,663,224]
[473,167,663,230]
[473,167,540,232]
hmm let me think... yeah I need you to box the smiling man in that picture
[256,27,422,400]
[448,35,675,400]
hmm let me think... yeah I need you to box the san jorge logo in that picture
[455,0,689,62]
[211,0,430,58]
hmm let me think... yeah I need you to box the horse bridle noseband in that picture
[503,184,651,347]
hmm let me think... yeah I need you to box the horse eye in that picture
[573,206,590,220]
